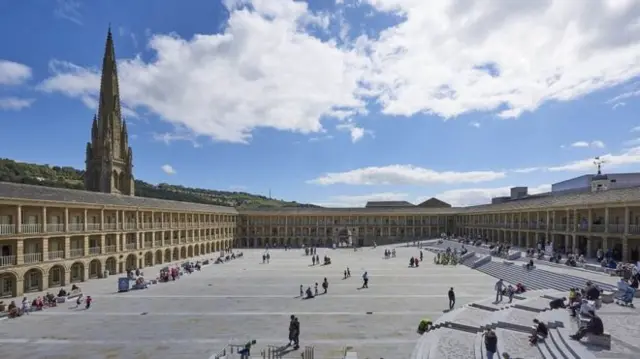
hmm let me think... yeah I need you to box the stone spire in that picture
[85,27,135,196]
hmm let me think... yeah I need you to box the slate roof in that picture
[0,182,237,214]
[417,198,452,208]
[459,186,640,213]
[238,206,459,215]
[365,201,415,208]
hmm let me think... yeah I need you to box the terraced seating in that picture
[473,260,617,292]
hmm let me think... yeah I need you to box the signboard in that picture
[118,277,130,292]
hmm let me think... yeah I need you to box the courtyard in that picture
[0,244,498,358]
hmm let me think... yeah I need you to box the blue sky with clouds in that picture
[1,0,640,207]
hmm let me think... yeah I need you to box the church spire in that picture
[85,27,135,196]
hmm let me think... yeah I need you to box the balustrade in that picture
[0,255,16,267]
[89,247,101,255]
[87,223,101,231]
[46,223,65,233]
[69,248,84,258]
[0,224,14,235]
[21,223,42,234]
[23,252,42,263]
[48,250,64,260]
[104,245,116,253]
[125,243,136,250]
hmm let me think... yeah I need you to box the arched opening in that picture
[194,245,200,256]
[105,257,117,275]
[165,249,172,263]
[144,252,153,267]
[89,259,102,279]
[0,272,17,298]
[180,247,186,259]
[70,262,85,283]
[125,254,137,270]
[48,265,66,288]
[257,238,263,247]
[24,268,43,293]
[112,170,119,191]
[187,245,194,257]
[155,250,163,265]
[206,243,211,253]
[172,248,179,260]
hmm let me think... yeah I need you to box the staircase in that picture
[473,261,617,292]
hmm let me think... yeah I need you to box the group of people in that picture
[494,279,526,303]
[383,249,396,259]
[433,249,459,265]
[545,281,606,342]
[300,278,329,299]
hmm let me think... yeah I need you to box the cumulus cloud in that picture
[161,164,176,175]
[39,0,370,144]
[308,164,506,185]
[423,184,552,207]
[313,192,409,207]
[470,122,480,128]
[548,146,640,172]
[37,0,640,143]
[0,97,35,111]
[363,0,640,119]
[569,140,605,149]
[0,60,32,85]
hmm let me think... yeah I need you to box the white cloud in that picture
[612,102,626,110]
[470,122,480,128]
[631,126,640,132]
[548,146,640,172]
[152,132,201,148]
[336,122,369,143]
[308,135,334,142]
[161,164,176,175]
[363,0,640,119]
[313,192,409,207]
[54,0,83,25]
[423,184,552,207]
[513,167,540,174]
[308,164,506,185]
[0,97,34,111]
[569,140,605,149]
[607,81,640,104]
[0,60,32,85]
[39,1,370,144]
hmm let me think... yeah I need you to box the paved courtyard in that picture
[0,245,500,359]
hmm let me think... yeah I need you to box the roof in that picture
[365,201,415,208]
[460,185,640,213]
[0,182,237,214]
[417,198,451,208]
[238,206,459,215]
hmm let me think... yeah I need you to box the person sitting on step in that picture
[549,297,566,309]
[529,319,548,345]
[570,310,604,341]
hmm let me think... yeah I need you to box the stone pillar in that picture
[42,207,47,233]
[622,236,629,262]
[64,236,70,258]
[604,207,609,233]
[586,237,593,258]
[115,233,121,253]
[16,238,24,265]
[151,231,155,248]
[564,234,569,250]
[100,234,106,254]
[624,207,630,235]
[83,209,88,231]
[42,237,49,261]
[100,209,105,231]
[587,209,592,232]
[16,205,22,234]
[64,207,69,232]
[83,235,89,256]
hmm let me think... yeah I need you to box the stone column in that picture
[42,237,49,261]
[604,207,609,233]
[586,237,593,258]
[602,236,608,252]
[16,205,22,234]
[624,207,630,235]
[100,209,105,231]
[64,236,70,258]
[115,210,120,230]
[16,238,24,265]
[587,209,592,232]
[83,209,88,231]
[622,236,629,262]
[83,235,89,256]
[100,234,106,254]
[42,206,47,233]
[64,207,69,232]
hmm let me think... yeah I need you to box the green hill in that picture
[0,158,316,209]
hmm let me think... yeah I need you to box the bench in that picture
[503,260,514,265]
[601,291,614,304]
[67,289,82,299]
[585,332,611,349]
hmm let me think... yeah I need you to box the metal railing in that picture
[69,248,84,258]
[21,223,42,234]
[0,255,16,267]
[23,252,42,264]
[48,250,64,260]
[46,223,65,232]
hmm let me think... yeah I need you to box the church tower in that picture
[85,27,135,196]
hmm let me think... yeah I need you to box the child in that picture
[85,296,92,309]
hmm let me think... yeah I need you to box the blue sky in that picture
[1,0,640,207]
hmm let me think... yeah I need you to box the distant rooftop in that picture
[365,201,415,208]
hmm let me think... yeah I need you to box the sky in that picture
[1,0,640,208]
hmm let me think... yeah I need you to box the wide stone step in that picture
[428,329,476,359]
[496,328,544,359]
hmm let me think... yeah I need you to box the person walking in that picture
[495,279,504,303]
[448,287,456,310]
[484,329,498,359]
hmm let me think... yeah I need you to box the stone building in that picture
[1,29,640,299]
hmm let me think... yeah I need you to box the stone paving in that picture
[0,245,498,359]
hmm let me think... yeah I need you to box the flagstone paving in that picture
[0,246,498,359]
